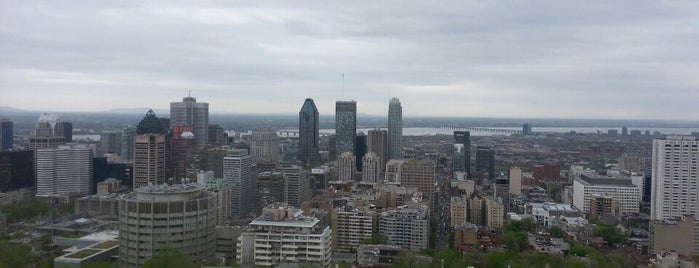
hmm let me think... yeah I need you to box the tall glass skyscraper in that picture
[298,98,320,163]
[388,97,402,160]
[170,96,209,147]
[0,119,13,151]
[335,100,357,156]
[454,131,471,174]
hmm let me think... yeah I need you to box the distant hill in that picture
[106,108,168,115]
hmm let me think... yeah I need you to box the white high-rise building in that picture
[388,97,402,160]
[651,136,699,220]
[362,152,379,183]
[170,96,209,147]
[36,145,93,197]
[337,152,355,182]
[223,149,254,219]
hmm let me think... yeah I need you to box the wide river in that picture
[74,126,699,141]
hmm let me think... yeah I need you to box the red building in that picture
[533,164,561,181]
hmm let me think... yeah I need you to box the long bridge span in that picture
[275,126,522,138]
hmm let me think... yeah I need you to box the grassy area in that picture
[92,240,119,249]
[65,248,101,259]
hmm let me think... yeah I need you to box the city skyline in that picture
[2,2,699,120]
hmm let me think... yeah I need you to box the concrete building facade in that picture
[388,97,402,160]
[378,204,429,251]
[36,145,93,197]
[118,184,216,268]
[572,175,640,215]
[170,96,209,146]
[236,203,332,267]
[651,136,699,220]
[223,149,254,219]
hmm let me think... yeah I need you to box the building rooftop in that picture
[529,202,579,213]
[250,203,321,229]
[577,174,635,187]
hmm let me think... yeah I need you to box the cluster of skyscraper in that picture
[297,97,403,176]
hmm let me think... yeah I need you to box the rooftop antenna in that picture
[342,73,345,100]
[188,90,191,97]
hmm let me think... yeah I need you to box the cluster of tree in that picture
[0,200,50,223]
[0,239,56,268]
[362,233,389,245]
[390,248,637,268]
[594,221,625,244]
[503,218,537,252]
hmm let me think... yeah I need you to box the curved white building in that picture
[118,184,217,268]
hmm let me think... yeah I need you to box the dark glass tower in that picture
[454,131,471,174]
[136,109,166,135]
[335,100,357,156]
[298,98,320,163]
[355,132,367,172]
[0,119,12,151]
[476,146,495,179]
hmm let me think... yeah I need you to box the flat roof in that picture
[250,218,320,228]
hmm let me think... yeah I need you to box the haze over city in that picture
[2,1,699,119]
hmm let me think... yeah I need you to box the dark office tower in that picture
[454,131,471,174]
[476,146,495,179]
[28,113,66,150]
[136,110,166,135]
[355,132,367,172]
[367,129,388,172]
[0,151,34,192]
[208,124,224,145]
[522,123,532,135]
[335,100,357,155]
[328,135,337,160]
[93,157,109,193]
[388,97,403,160]
[0,119,13,151]
[171,125,197,180]
[61,122,73,142]
[171,96,209,147]
[298,98,321,164]
[622,127,628,136]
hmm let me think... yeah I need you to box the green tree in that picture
[0,240,33,267]
[568,245,591,257]
[505,218,537,233]
[547,225,565,238]
[502,231,528,252]
[141,248,196,268]
[362,234,389,245]
[594,223,624,244]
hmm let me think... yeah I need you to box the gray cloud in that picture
[1,0,699,119]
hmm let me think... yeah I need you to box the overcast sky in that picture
[1,1,698,119]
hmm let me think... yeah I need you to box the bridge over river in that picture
[275,126,522,138]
